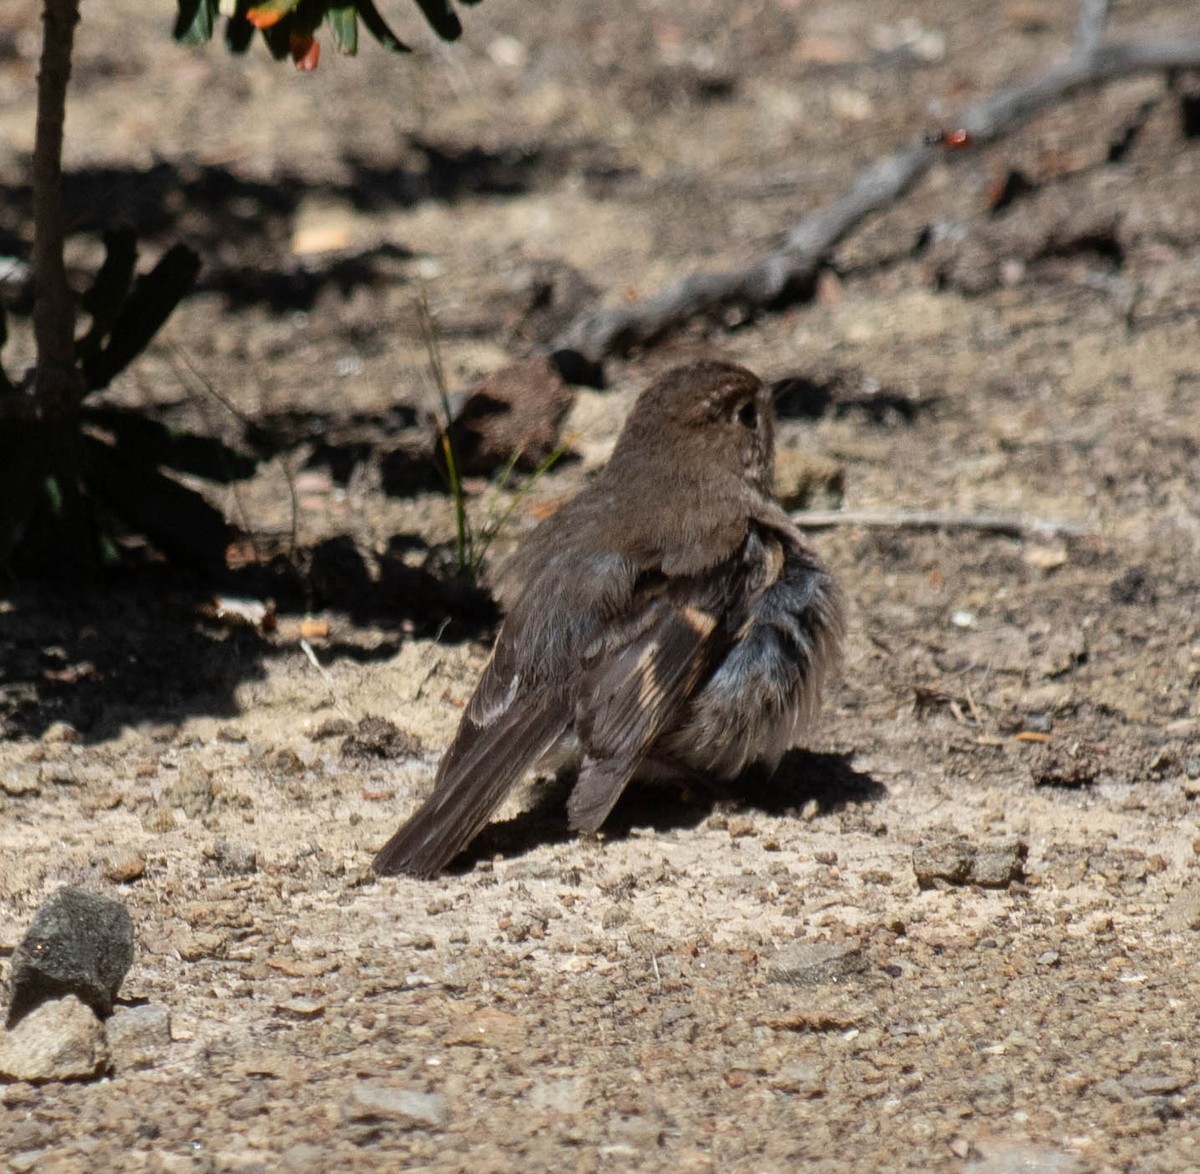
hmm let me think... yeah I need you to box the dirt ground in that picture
[2,0,1200,1169]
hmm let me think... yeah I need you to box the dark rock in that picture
[312,717,355,740]
[441,356,575,476]
[340,715,421,761]
[1109,567,1157,605]
[1029,745,1099,789]
[7,887,135,1027]
[766,941,867,987]
[508,259,601,351]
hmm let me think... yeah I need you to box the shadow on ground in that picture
[0,141,626,314]
[445,750,885,873]
[0,547,497,743]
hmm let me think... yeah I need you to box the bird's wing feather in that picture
[566,597,723,832]
[373,644,571,878]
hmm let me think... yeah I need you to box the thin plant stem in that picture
[416,286,469,575]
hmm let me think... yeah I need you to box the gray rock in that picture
[972,839,1029,887]
[913,837,1027,890]
[205,839,259,876]
[106,1003,171,1072]
[279,1143,328,1171]
[769,1061,827,1097]
[343,1082,449,1130]
[1163,884,1200,932]
[913,838,974,887]
[528,1076,589,1114]
[1121,1070,1187,1097]
[969,1072,1014,1115]
[767,941,867,987]
[164,762,214,818]
[0,995,109,1082]
[965,1142,1080,1173]
[7,886,135,1026]
[1,764,41,797]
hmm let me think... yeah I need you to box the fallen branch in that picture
[551,37,1200,363]
[1072,0,1111,61]
[791,509,1090,540]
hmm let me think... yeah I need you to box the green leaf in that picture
[326,6,358,54]
[82,434,233,568]
[356,1,412,53]
[84,245,201,392]
[83,405,259,484]
[174,0,218,45]
[409,0,462,41]
[77,227,138,369]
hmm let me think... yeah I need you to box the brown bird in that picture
[373,360,843,877]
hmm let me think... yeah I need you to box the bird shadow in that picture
[445,750,885,873]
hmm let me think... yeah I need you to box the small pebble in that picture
[767,941,867,987]
[1,764,41,797]
[0,996,108,1083]
[7,887,135,1026]
[343,1083,449,1129]
[102,852,147,884]
[106,1003,172,1072]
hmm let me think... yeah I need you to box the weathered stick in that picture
[1072,0,1111,61]
[791,509,1091,540]
[551,37,1200,363]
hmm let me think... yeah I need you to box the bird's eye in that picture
[736,401,758,429]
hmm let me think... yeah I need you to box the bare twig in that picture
[299,637,353,720]
[791,509,1090,540]
[551,37,1200,363]
[32,0,81,396]
[1073,0,1111,61]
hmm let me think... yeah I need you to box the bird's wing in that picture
[566,591,727,832]
[372,640,572,878]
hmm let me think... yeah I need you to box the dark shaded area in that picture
[248,404,420,454]
[341,715,423,761]
[1181,91,1200,139]
[773,373,938,425]
[1035,226,1125,269]
[0,139,628,315]
[1107,98,1159,163]
[0,579,268,742]
[0,537,497,741]
[987,168,1038,214]
[733,749,887,816]
[243,404,449,496]
[209,242,416,313]
[1109,566,1157,605]
[444,750,883,873]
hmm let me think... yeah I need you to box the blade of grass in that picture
[468,437,568,574]
[416,286,469,575]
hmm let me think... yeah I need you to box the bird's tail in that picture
[373,695,569,878]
